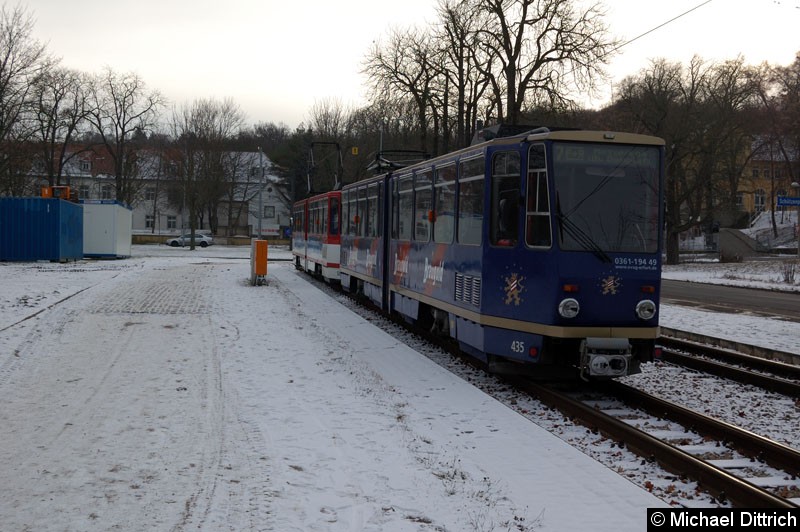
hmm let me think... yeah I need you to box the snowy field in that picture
[0,244,797,531]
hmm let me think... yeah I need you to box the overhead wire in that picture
[612,0,716,54]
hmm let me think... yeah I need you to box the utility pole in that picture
[257,147,263,238]
[792,182,800,257]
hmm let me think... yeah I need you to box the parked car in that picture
[165,233,214,247]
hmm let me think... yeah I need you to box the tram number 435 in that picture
[510,341,526,354]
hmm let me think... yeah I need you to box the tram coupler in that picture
[579,338,632,381]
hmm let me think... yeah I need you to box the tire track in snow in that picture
[0,261,233,531]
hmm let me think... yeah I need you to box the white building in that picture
[33,147,292,239]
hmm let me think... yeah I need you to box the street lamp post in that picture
[792,181,800,258]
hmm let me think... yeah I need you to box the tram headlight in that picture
[635,299,657,320]
[558,298,580,319]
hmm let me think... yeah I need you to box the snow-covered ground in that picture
[0,244,797,531]
[660,257,799,353]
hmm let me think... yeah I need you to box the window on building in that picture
[167,215,177,229]
[264,205,275,218]
[80,160,91,172]
[79,185,90,199]
[101,185,113,199]
[145,187,156,201]
[752,168,760,178]
[145,215,155,229]
[754,188,766,212]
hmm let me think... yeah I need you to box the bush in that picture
[781,261,798,284]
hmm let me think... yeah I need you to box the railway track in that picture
[303,273,800,507]
[515,379,800,508]
[658,334,800,397]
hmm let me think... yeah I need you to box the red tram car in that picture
[291,191,342,284]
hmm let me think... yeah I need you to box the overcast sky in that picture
[22,0,800,129]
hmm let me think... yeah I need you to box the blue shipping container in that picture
[0,197,84,261]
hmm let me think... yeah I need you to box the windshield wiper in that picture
[556,199,612,263]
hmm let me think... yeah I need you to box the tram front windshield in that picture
[552,142,661,255]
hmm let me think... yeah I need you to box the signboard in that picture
[255,226,281,236]
[777,196,800,207]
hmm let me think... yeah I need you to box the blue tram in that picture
[339,128,665,380]
[291,191,342,284]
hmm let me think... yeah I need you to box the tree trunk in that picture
[665,230,681,265]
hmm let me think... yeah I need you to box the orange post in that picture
[251,239,268,285]
[255,240,268,276]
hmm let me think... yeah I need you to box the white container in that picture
[82,200,133,258]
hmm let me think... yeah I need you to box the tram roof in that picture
[347,128,666,187]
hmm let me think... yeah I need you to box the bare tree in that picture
[435,0,491,149]
[475,0,616,124]
[169,98,245,245]
[307,97,350,140]
[615,57,710,264]
[87,67,165,205]
[363,27,439,153]
[749,54,800,238]
[0,4,49,193]
[30,67,92,187]
[696,58,759,232]
[769,53,800,182]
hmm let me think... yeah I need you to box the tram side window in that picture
[357,186,367,237]
[457,156,484,246]
[314,202,322,234]
[347,190,358,236]
[391,180,398,239]
[377,182,384,236]
[434,164,456,243]
[491,151,521,246]
[414,169,433,242]
[526,144,551,247]
[292,207,299,232]
[396,174,413,241]
[322,201,329,234]
[366,184,379,237]
[526,171,552,247]
[342,191,349,235]
[330,196,339,235]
